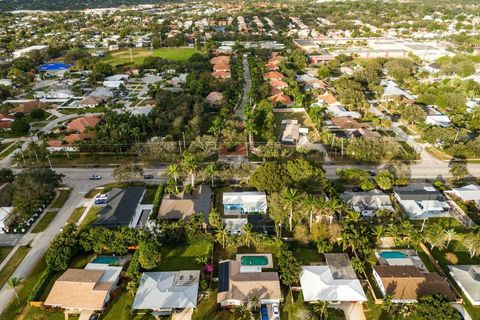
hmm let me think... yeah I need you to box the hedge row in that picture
[28,267,55,302]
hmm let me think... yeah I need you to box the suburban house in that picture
[425,114,451,127]
[263,71,284,81]
[223,192,267,215]
[47,133,96,152]
[280,119,308,144]
[44,263,122,312]
[0,114,15,130]
[10,100,47,114]
[324,105,361,119]
[372,265,456,303]
[217,259,281,307]
[93,187,150,228]
[449,184,480,208]
[269,93,293,106]
[393,185,450,219]
[380,80,415,103]
[340,190,394,217]
[300,253,367,303]
[0,207,14,233]
[132,270,200,317]
[205,91,224,106]
[67,115,102,133]
[76,96,106,108]
[103,74,129,88]
[158,185,212,222]
[448,265,480,305]
[269,79,288,91]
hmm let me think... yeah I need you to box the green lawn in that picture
[79,206,100,229]
[193,291,218,320]
[102,48,202,66]
[1,252,44,320]
[156,240,213,271]
[141,187,158,204]
[0,141,21,160]
[0,246,30,288]
[50,189,71,209]
[0,247,13,264]
[100,289,154,320]
[24,307,72,320]
[290,246,323,265]
[31,211,57,233]
[67,207,86,224]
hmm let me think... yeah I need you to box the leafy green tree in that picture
[374,170,394,190]
[138,241,161,270]
[400,105,426,124]
[249,162,293,193]
[0,168,14,183]
[46,224,78,271]
[415,294,461,320]
[449,162,469,181]
[423,223,447,250]
[11,119,30,134]
[277,249,301,288]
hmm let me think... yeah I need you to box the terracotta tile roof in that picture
[213,62,230,72]
[331,117,370,130]
[269,80,288,89]
[67,115,101,133]
[269,93,292,106]
[264,71,284,80]
[210,56,230,65]
[318,93,338,105]
[65,133,95,143]
[0,121,12,129]
[206,91,224,104]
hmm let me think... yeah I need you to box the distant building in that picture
[12,45,48,59]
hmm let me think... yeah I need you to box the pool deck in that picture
[236,253,274,269]
[375,249,426,271]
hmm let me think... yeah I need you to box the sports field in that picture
[102,47,202,66]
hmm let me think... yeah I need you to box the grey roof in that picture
[93,187,145,228]
[341,190,393,212]
[393,185,445,201]
[133,271,200,310]
[325,253,357,280]
[449,265,480,304]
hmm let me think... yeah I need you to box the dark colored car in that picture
[143,174,154,179]
[89,174,102,180]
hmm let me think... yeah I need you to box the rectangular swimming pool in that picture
[92,256,119,265]
[241,255,269,266]
[380,251,407,259]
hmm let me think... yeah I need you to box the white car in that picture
[272,303,280,318]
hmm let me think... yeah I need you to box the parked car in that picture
[272,303,280,318]
[143,174,154,179]
[89,174,102,180]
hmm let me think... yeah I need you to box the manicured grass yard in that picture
[31,211,57,233]
[50,189,71,209]
[67,207,86,224]
[100,289,154,320]
[24,308,73,320]
[0,247,13,264]
[156,240,213,271]
[79,207,100,229]
[1,254,46,319]
[0,246,30,288]
[0,141,21,160]
[141,186,158,204]
[102,48,202,66]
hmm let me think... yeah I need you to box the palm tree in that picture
[326,198,344,220]
[205,164,216,188]
[248,293,260,312]
[445,228,457,249]
[130,127,141,143]
[374,225,386,245]
[208,118,222,147]
[182,153,199,188]
[244,120,257,153]
[215,225,230,249]
[464,232,480,258]
[166,164,180,192]
[7,277,22,301]
[280,188,301,232]
[241,224,256,247]
[234,303,254,320]
[311,301,329,319]
[302,195,317,231]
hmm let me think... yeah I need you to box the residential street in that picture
[235,56,251,120]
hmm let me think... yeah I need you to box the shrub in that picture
[28,268,55,302]
[293,225,310,245]
[444,252,458,265]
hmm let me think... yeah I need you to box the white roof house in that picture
[340,190,394,217]
[393,185,450,219]
[0,207,14,233]
[133,271,200,313]
[300,254,367,303]
[425,114,451,127]
[105,74,130,82]
[326,105,361,119]
[449,265,480,305]
[450,184,480,205]
[223,192,267,215]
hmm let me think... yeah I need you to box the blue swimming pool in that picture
[380,251,407,259]
[92,256,119,265]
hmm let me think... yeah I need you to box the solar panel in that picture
[218,261,229,293]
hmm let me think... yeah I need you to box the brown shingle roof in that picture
[373,266,456,301]
[11,100,47,114]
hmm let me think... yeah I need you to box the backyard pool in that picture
[380,251,407,259]
[241,255,269,266]
[92,256,119,265]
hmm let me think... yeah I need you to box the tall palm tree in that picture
[374,225,386,245]
[445,228,457,249]
[205,164,216,188]
[7,277,22,301]
[280,188,301,232]
[234,303,254,320]
[166,164,180,187]
[182,153,199,188]
[302,195,317,231]
[208,118,222,147]
[215,225,230,249]
[130,127,141,144]
[241,224,256,247]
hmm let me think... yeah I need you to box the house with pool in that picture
[44,263,122,315]
[222,191,268,234]
[217,254,281,310]
[300,253,367,304]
